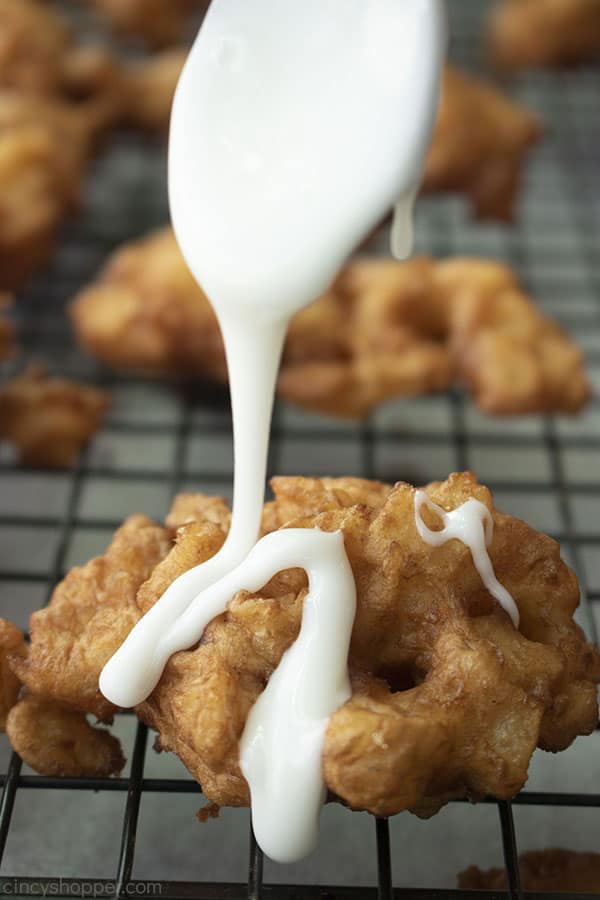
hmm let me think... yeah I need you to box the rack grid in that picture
[0,0,599,897]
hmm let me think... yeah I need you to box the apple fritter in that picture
[0,93,92,289]
[7,474,600,815]
[70,228,590,418]
[11,515,171,721]
[489,0,600,70]
[0,0,71,97]
[6,693,125,777]
[0,0,125,125]
[460,848,600,893]
[134,474,600,815]
[0,365,110,467]
[423,65,542,221]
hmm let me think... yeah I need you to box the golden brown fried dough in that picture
[11,515,170,721]
[0,0,124,127]
[133,474,600,816]
[70,228,227,378]
[460,848,600,893]
[81,0,204,48]
[0,0,71,96]
[0,364,110,467]
[0,0,177,287]
[5,474,599,813]
[0,618,25,730]
[423,66,542,221]
[0,93,94,289]
[490,0,600,70]
[6,693,125,777]
[71,228,590,418]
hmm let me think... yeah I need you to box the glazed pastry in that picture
[70,228,590,418]
[0,0,71,96]
[8,474,600,819]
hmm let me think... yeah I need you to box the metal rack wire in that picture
[0,0,599,897]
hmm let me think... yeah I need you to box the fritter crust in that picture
[6,693,125,777]
[423,66,542,221]
[460,848,600,893]
[70,228,227,378]
[0,0,124,126]
[71,228,590,418]
[0,0,71,97]
[0,618,26,730]
[136,475,600,816]
[0,93,93,289]
[12,474,600,815]
[0,0,175,287]
[7,474,600,813]
[0,365,110,467]
[11,515,171,721]
[489,0,600,70]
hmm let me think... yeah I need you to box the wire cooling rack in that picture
[0,0,599,897]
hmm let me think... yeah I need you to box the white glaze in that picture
[100,528,355,862]
[238,530,356,863]
[414,491,520,627]
[101,0,446,863]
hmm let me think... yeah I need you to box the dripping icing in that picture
[413,491,519,627]
[101,528,356,863]
[101,0,446,864]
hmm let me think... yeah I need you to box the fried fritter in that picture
[0,293,14,361]
[81,0,204,48]
[0,0,71,97]
[0,618,25,730]
[6,693,125,777]
[135,474,600,816]
[70,228,590,418]
[0,365,110,467]
[0,93,92,288]
[70,228,227,378]
[0,0,176,286]
[6,474,599,815]
[460,848,600,893]
[423,65,542,221]
[11,515,170,721]
[0,0,124,126]
[489,0,600,70]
